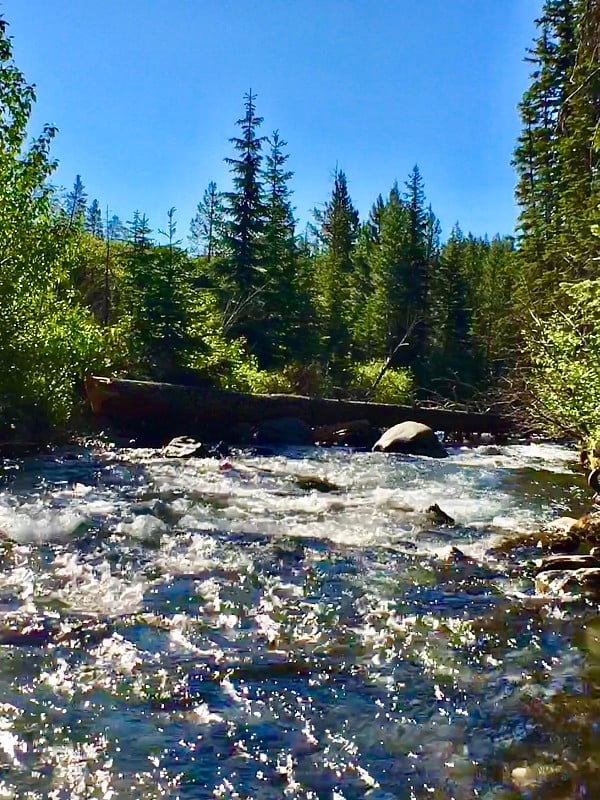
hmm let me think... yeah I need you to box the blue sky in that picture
[2,1,540,241]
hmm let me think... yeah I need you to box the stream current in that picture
[0,441,598,798]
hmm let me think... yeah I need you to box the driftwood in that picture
[85,375,513,441]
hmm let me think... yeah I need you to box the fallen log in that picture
[85,375,513,442]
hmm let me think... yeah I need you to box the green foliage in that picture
[349,360,415,404]
[526,278,600,445]
[311,168,359,367]
[189,180,224,260]
[222,90,267,295]
[0,18,112,429]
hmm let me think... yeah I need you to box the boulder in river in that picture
[253,417,313,446]
[570,512,600,543]
[312,419,379,448]
[534,554,600,574]
[488,528,581,555]
[425,503,455,526]
[372,421,448,458]
[536,567,600,598]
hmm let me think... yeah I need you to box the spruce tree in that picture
[190,180,224,261]
[260,130,305,364]
[368,183,411,358]
[222,91,267,296]
[65,174,87,228]
[403,165,429,366]
[313,168,359,368]
[86,198,103,238]
[513,0,583,296]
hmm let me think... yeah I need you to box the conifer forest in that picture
[1,1,599,448]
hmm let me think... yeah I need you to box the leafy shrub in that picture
[349,360,415,404]
[526,278,600,448]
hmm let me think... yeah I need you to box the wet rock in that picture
[312,419,378,448]
[372,421,448,458]
[294,475,339,493]
[545,516,579,532]
[536,567,600,597]
[534,554,600,574]
[162,436,207,458]
[444,546,471,563]
[425,503,455,526]
[511,763,568,793]
[570,512,600,543]
[535,569,569,594]
[253,417,313,446]
[489,528,580,556]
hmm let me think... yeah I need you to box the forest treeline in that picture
[0,0,599,445]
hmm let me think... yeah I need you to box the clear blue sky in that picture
[2,1,540,241]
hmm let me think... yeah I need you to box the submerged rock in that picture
[312,419,378,448]
[372,421,448,458]
[424,503,455,526]
[253,417,313,446]
[294,475,339,493]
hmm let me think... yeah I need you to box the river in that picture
[0,440,597,799]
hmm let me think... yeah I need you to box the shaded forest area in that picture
[0,0,599,447]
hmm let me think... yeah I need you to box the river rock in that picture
[162,436,207,458]
[425,503,455,526]
[372,421,448,458]
[253,417,313,446]
[534,554,600,574]
[570,512,600,543]
[312,419,378,448]
[489,528,580,555]
[294,475,339,493]
[536,567,600,597]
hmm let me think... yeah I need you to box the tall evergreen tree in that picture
[108,214,126,241]
[403,165,429,366]
[368,183,411,358]
[259,130,308,363]
[513,0,588,296]
[189,180,224,261]
[222,90,267,296]
[430,226,477,390]
[313,168,359,367]
[65,174,87,228]
[86,198,103,238]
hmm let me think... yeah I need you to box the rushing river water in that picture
[0,440,598,799]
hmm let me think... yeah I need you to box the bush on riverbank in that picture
[526,278,600,453]
[349,360,415,404]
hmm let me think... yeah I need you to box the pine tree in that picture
[403,165,429,366]
[65,174,87,228]
[368,183,411,358]
[259,130,306,364]
[313,168,359,368]
[108,214,126,241]
[86,198,103,238]
[190,180,224,260]
[513,0,582,295]
[554,0,600,275]
[430,226,477,391]
[222,91,267,296]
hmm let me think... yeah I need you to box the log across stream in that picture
[85,374,512,441]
